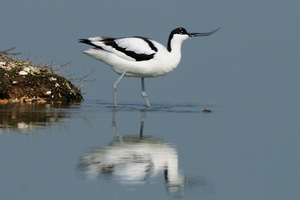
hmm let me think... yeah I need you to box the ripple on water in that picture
[84,100,214,113]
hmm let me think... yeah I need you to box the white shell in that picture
[49,77,57,81]
[23,67,31,72]
[19,71,28,75]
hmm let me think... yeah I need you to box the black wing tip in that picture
[79,38,104,50]
[79,39,91,44]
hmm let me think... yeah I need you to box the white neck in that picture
[161,36,187,75]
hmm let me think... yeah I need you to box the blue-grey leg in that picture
[113,72,126,107]
[141,78,151,107]
[112,107,123,141]
[139,110,146,137]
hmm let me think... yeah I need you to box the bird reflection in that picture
[78,109,185,195]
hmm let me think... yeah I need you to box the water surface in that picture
[1,100,299,199]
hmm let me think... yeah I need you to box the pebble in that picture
[19,70,28,76]
[23,67,31,72]
[45,91,52,95]
[49,77,57,81]
[202,108,212,113]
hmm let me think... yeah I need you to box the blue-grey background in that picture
[1,0,300,200]
[1,0,297,107]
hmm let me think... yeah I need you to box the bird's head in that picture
[167,27,219,51]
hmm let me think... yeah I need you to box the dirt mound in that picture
[0,49,83,103]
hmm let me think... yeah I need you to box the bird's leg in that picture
[139,110,147,138]
[112,107,123,142]
[141,78,151,107]
[113,72,126,107]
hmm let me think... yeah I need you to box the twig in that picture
[71,66,95,88]
[0,47,21,55]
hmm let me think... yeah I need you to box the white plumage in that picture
[80,27,219,107]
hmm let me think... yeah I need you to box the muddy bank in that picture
[0,49,83,103]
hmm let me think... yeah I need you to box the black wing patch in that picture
[80,37,158,61]
[103,37,157,61]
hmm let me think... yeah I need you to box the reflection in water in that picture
[79,137,184,194]
[78,109,186,196]
[0,102,79,133]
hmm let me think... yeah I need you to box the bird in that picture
[79,27,219,107]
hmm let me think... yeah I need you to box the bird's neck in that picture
[156,39,183,76]
[169,43,183,57]
[168,39,183,65]
[167,34,185,52]
[167,38,184,61]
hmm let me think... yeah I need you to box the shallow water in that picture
[1,0,300,199]
[1,100,299,200]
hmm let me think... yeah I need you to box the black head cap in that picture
[167,27,189,51]
[171,27,189,36]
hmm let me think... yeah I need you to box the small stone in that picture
[49,77,57,81]
[203,108,212,113]
[45,91,52,95]
[23,67,31,72]
[19,70,28,76]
